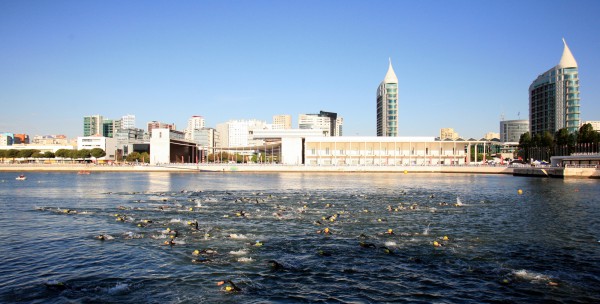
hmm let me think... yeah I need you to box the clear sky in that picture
[1,0,599,139]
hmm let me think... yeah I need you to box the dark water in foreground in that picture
[0,172,599,303]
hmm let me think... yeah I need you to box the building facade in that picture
[440,128,459,140]
[185,116,206,141]
[529,39,580,136]
[215,119,267,148]
[298,111,342,136]
[500,119,529,143]
[272,115,292,129]
[376,59,399,136]
[304,137,490,166]
[83,115,103,137]
[121,114,136,130]
[147,121,176,135]
[77,136,118,160]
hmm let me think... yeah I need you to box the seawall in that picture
[0,164,514,174]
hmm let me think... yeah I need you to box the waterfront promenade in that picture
[2,163,598,178]
[0,163,514,174]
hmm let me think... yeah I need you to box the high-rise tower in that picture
[529,39,580,136]
[377,59,399,136]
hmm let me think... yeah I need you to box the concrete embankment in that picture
[513,167,600,178]
[0,164,515,174]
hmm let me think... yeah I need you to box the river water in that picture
[0,172,598,303]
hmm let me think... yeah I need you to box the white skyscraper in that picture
[376,59,399,136]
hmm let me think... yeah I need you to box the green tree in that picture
[55,149,72,158]
[0,150,5,160]
[90,148,106,158]
[578,123,599,144]
[32,151,44,158]
[6,149,19,159]
[18,149,40,158]
[140,152,150,163]
[517,132,531,160]
[76,149,91,159]
[43,151,55,158]
[126,152,141,162]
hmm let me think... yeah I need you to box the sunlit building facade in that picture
[376,59,399,136]
[529,39,580,136]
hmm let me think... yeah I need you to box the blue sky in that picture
[1,0,599,139]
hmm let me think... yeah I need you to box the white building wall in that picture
[150,128,171,165]
[281,137,303,165]
[77,136,117,159]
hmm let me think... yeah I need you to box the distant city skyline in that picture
[1,1,599,139]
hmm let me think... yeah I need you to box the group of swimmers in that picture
[84,189,468,293]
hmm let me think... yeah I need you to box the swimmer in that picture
[44,281,69,291]
[380,246,393,254]
[318,250,332,257]
[385,229,394,235]
[317,227,331,234]
[433,241,443,247]
[192,257,211,263]
[217,280,241,292]
[268,260,284,271]
[359,242,377,249]
[164,239,176,246]
[96,234,106,241]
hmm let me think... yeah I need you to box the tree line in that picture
[518,123,600,161]
[0,148,106,160]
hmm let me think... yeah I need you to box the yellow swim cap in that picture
[443,236,449,241]
[433,241,440,247]
[225,286,233,292]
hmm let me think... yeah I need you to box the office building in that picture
[121,114,136,130]
[273,115,292,129]
[185,116,206,141]
[299,111,342,136]
[376,59,399,136]
[83,115,103,137]
[529,39,580,136]
[103,119,115,138]
[147,121,176,135]
[215,119,267,148]
[500,119,529,143]
[440,128,459,140]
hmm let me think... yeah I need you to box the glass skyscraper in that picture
[529,39,580,136]
[377,59,398,136]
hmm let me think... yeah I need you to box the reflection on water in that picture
[0,172,598,303]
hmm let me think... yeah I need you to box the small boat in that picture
[16,175,27,180]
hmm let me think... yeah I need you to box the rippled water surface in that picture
[0,172,599,303]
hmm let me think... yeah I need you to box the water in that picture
[0,172,599,303]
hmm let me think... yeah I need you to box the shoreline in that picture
[0,163,514,174]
